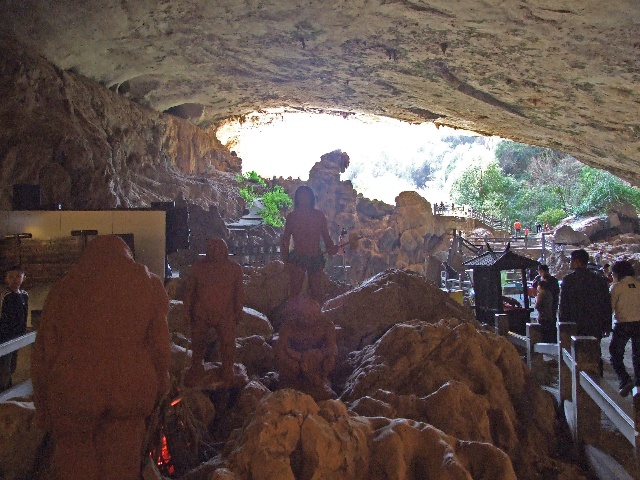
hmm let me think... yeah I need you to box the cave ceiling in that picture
[1,0,639,183]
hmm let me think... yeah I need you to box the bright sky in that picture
[216,109,500,204]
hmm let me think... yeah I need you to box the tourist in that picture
[535,280,556,343]
[524,226,530,238]
[0,265,28,391]
[183,238,243,386]
[513,219,522,238]
[559,249,612,375]
[532,264,560,318]
[31,235,171,480]
[602,263,613,285]
[281,185,338,303]
[535,221,542,233]
[609,260,640,397]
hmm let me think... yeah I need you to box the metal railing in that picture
[0,331,36,403]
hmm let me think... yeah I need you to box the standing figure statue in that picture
[275,297,337,401]
[281,185,338,303]
[183,238,244,387]
[31,235,171,480]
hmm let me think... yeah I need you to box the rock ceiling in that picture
[2,0,639,183]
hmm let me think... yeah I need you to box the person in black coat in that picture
[559,249,612,374]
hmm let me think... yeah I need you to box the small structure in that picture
[463,246,539,334]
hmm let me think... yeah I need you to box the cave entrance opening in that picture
[215,108,500,205]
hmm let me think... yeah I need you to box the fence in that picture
[0,331,36,403]
[493,314,640,476]
[433,203,508,231]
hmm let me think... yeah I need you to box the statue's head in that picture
[206,237,229,263]
[294,185,315,209]
[282,295,322,327]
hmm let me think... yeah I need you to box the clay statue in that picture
[281,185,338,303]
[31,235,171,480]
[275,297,338,400]
[183,238,244,387]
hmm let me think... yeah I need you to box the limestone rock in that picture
[243,261,290,318]
[368,417,516,480]
[356,197,394,219]
[553,225,589,246]
[1,1,639,184]
[221,390,372,480]
[342,320,560,479]
[0,39,242,211]
[394,191,438,234]
[235,335,275,377]
[238,307,274,340]
[322,269,475,353]
[0,401,46,480]
[210,389,528,480]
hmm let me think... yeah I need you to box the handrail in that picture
[491,316,638,471]
[0,332,36,357]
[0,332,37,403]
[580,371,637,447]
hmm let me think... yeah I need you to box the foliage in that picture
[573,167,640,216]
[452,140,640,229]
[258,186,293,227]
[537,208,566,226]
[495,141,564,180]
[235,172,292,227]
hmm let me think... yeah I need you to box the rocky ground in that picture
[0,267,596,480]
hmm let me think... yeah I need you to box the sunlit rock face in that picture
[0,40,241,211]
[323,269,474,354]
[2,1,639,184]
[342,320,584,479]
[0,265,590,479]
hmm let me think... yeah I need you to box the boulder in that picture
[243,261,290,317]
[235,335,275,376]
[553,225,589,246]
[238,307,273,339]
[322,269,474,354]
[356,198,394,219]
[0,401,46,480]
[368,417,516,480]
[209,389,529,480]
[221,390,372,480]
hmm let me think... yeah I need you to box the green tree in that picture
[258,186,293,227]
[235,172,293,227]
[573,167,640,215]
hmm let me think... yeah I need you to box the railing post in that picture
[634,388,640,461]
[494,313,509,336]
[558,322,577,405]
[527,322,544,370]
[571,336,601,446]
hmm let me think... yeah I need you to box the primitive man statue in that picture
[281,185,338,302]
[32,235,171,480]
[183,237,244,387]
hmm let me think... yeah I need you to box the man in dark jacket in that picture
[559,249,612,374]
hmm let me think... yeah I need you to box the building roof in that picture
[462,249,539,270]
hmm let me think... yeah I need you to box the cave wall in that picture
[0,39,242,213]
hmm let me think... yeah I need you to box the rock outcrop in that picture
[342,319,579,479]
[323,269,474,354]
[0,40,241,212]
